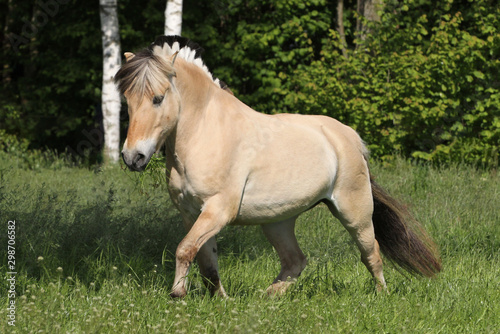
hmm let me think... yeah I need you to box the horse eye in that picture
[152,95,164,105]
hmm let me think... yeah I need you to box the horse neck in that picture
[165,60,219,156]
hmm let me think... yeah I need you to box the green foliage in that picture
[1,0,498,167]
[1,1,101,152]
[186,0,338,112]
[126,153,168,195]
[281,1,499,166]
[0,130,76,170]
[188,0,499,167]
[0,129,29,153]
[0,0,164,156]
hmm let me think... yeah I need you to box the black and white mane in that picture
[115,35,230,96]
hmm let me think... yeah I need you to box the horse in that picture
[115,35,441,298]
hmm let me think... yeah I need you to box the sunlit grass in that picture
[0,155,498,333]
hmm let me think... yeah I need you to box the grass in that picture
[0,153,499,333]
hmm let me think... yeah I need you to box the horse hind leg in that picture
[326,184,387,292]
[261,216,307,296]
[196,236,227,297]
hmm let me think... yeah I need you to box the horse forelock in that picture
[114,49,174,98]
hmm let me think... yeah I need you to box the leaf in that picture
[473,71,485,79]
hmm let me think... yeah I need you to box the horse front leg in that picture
[170,195,236,298]
[196,237,227,297]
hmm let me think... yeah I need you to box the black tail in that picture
[371,177,441,277]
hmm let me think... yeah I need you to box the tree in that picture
[99,0,121,164]
[355,0,383,47]
[164,0,183,35]
[337,0,348,59]
[1,0,498,167]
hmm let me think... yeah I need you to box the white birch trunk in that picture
[99,0,121,164]
[164,0,183,36]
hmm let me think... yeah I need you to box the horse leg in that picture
[196,236,227,297]
[327,182,387,292]
[171,195,236,298]
[180,214,226,297]
[261,216,307,296]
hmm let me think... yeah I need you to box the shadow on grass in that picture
[1,188,178,280]
[0,177,275,293]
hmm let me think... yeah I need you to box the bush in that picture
[283,1,499,167]
[0,129,75,170]
[192,0,499,167]
[2,0,498,167]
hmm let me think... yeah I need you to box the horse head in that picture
[115,44,180,171]
[115,36,233,171]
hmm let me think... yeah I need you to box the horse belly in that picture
[234,193,322,225]
[234,138,337,225]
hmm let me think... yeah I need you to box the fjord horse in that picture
[115,36,441,298]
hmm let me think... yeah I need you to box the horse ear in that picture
[124,52,135,62]
[170,51,180,66]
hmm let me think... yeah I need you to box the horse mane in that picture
[114,35,229,97]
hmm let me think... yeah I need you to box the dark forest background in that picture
[1,0,499,167]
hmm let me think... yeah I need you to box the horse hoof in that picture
[213,286,228,298]
[266,280,295,297]
[170,288,187,298]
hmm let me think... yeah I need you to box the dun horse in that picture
[115,36,441,298]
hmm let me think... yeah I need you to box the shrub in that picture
[194,0,499,167]
[283,1,499,167]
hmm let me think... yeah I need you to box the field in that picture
[1,155,499,333]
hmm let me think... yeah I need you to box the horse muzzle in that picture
[121,139,156,172]
[122,150,150,171]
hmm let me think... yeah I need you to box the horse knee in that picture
[176,242,197,264]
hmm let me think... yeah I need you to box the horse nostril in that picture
[133,153,146,166]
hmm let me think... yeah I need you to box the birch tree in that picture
[355,0,383,48]
[99,0,121,163]
[164,0,183,36]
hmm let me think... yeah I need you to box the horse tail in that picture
[370,176,441,277]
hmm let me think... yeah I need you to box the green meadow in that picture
[1,155,499,333]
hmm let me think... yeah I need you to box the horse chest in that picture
[168,182,204,223]
[167,163,220,222]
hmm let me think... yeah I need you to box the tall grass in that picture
[0,153,498,333]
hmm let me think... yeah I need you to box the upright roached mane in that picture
[114,36,228,98]
[115,35,441,299]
